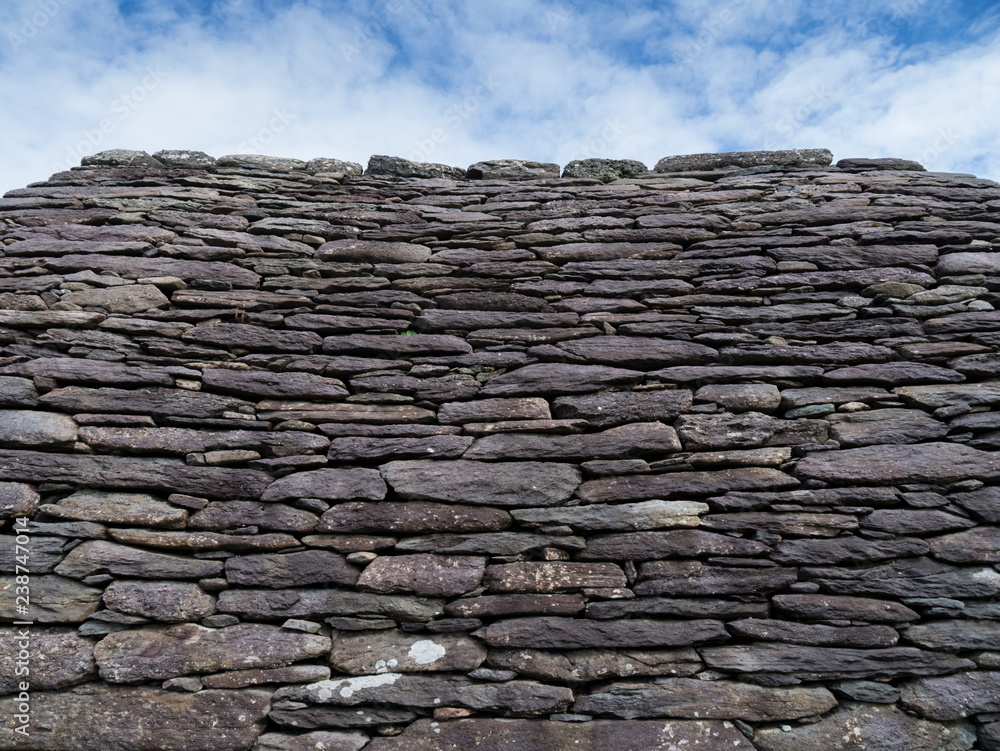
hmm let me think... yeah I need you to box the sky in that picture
[1,0,999,194]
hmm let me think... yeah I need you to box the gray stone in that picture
[0,376,39,407]
[795,442,1000,485]
[837,157,926,170]
[485,562,626,592]
[0,410,77,447]
[488,646,700,683]
[82,149,164,167]
[380,460,580,506]
[0,482,38,519]
[511,500,706,531]
[306,673,572,716]
[0,450,271,500]
[102,580,215,622]
[438,397,550,424]
[0,575,101,623]
[901,670,1000,719]
[862,508,974,535]
[200,664,331,689]
[828,409,949,447]
[904,620,1000,650]
[467,159,560,179]
[217,153,307,170]
[62,284,170,313]
[40,489,188,529]
[225,550,359,588]
[754,702,974,751]
[481,363,643,396]
[950,486,1000,522]
[445,594,585,619]
[695,383,781,411]
[552,389,692,427]
[357,554,485,597]
[268,705,416,730]
[463,421,681,460]
[153,149,217,167]
[306,157,363,174]
[928,526,1000,562]
[773,594,920,622]
[190,501,319,533]
[261,468,386,503]
[575,678,837,721]
[0,627,96,693]
[655,148,833,172]
[701,643,973,680]
[363,718,753,751]
[318,501,510,534]
[365,154,465,179]
[217,588,443,621]
[772,537,929,565]
[329,630,486,674]
[95,623,330,682]
[676,411,826,450]
[202,368,348,399]
[808,557,1000,599]
[0,686,271,751]
[316,238,432,264]
[393,531,583,556]
[896,382,1000,408]
[55,540,223,580]
[728,618,899,647]
[477,617,727,648]
[635,561,797,596]
[562,158,649,181]
[582,529,770,560]
[557,338,717,369]
[577,467,798,502]
[253,733,368,751]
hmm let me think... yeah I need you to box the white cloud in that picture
[0,0,998,195]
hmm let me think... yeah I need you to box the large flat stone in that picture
[39,489,188,529]
[582,529,769,560]
[0,410,77,447]
[357,554,485,597]
[55,540,224,580]
[217,588,443,621]
[901,670,1000,720]
[40,386,253,418]
[0,627,96,693]
[305,674,572,716]
[0,451,271,500]
[463,421,681,460]
[701,643,973,679]
[102,580,215,622]
[655,148,833,172]
[0,686,271,751]
[95,623,330,682]
[318,501,511,534]
[511,500,706,531]
[794,442,1000,484]
[260,468,386,503]
[329,630,486,674]
[489,646,700,682]
[481,363,643,396]
[364,718,754,751]
[225,550,359,588]
[0,575,101,623]
[577,467,799,502]
[575,678,837,721]
[551,389,693,427]
[754,702,975,751]
[477,617,726,648]
[380,460,580,506]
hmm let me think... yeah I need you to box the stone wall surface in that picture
[0,148,998,749]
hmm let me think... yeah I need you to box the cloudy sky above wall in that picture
[1,0,998,193]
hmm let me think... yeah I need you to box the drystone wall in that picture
[0,147,999,750]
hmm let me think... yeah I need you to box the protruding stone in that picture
[655,148,833,172]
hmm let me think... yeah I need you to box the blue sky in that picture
[1,0,999,193]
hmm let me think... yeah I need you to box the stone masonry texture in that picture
[0,147,997,749]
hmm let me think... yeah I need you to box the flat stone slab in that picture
[655,148,833,172]
[364,718,754,750]
[95,623,330,682]
[754,702,974,751]
[380,460,580,506]
[0,686,270,750]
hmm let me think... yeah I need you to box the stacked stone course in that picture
[0,147,998,749]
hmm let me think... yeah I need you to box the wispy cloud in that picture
[1,0,999,194]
